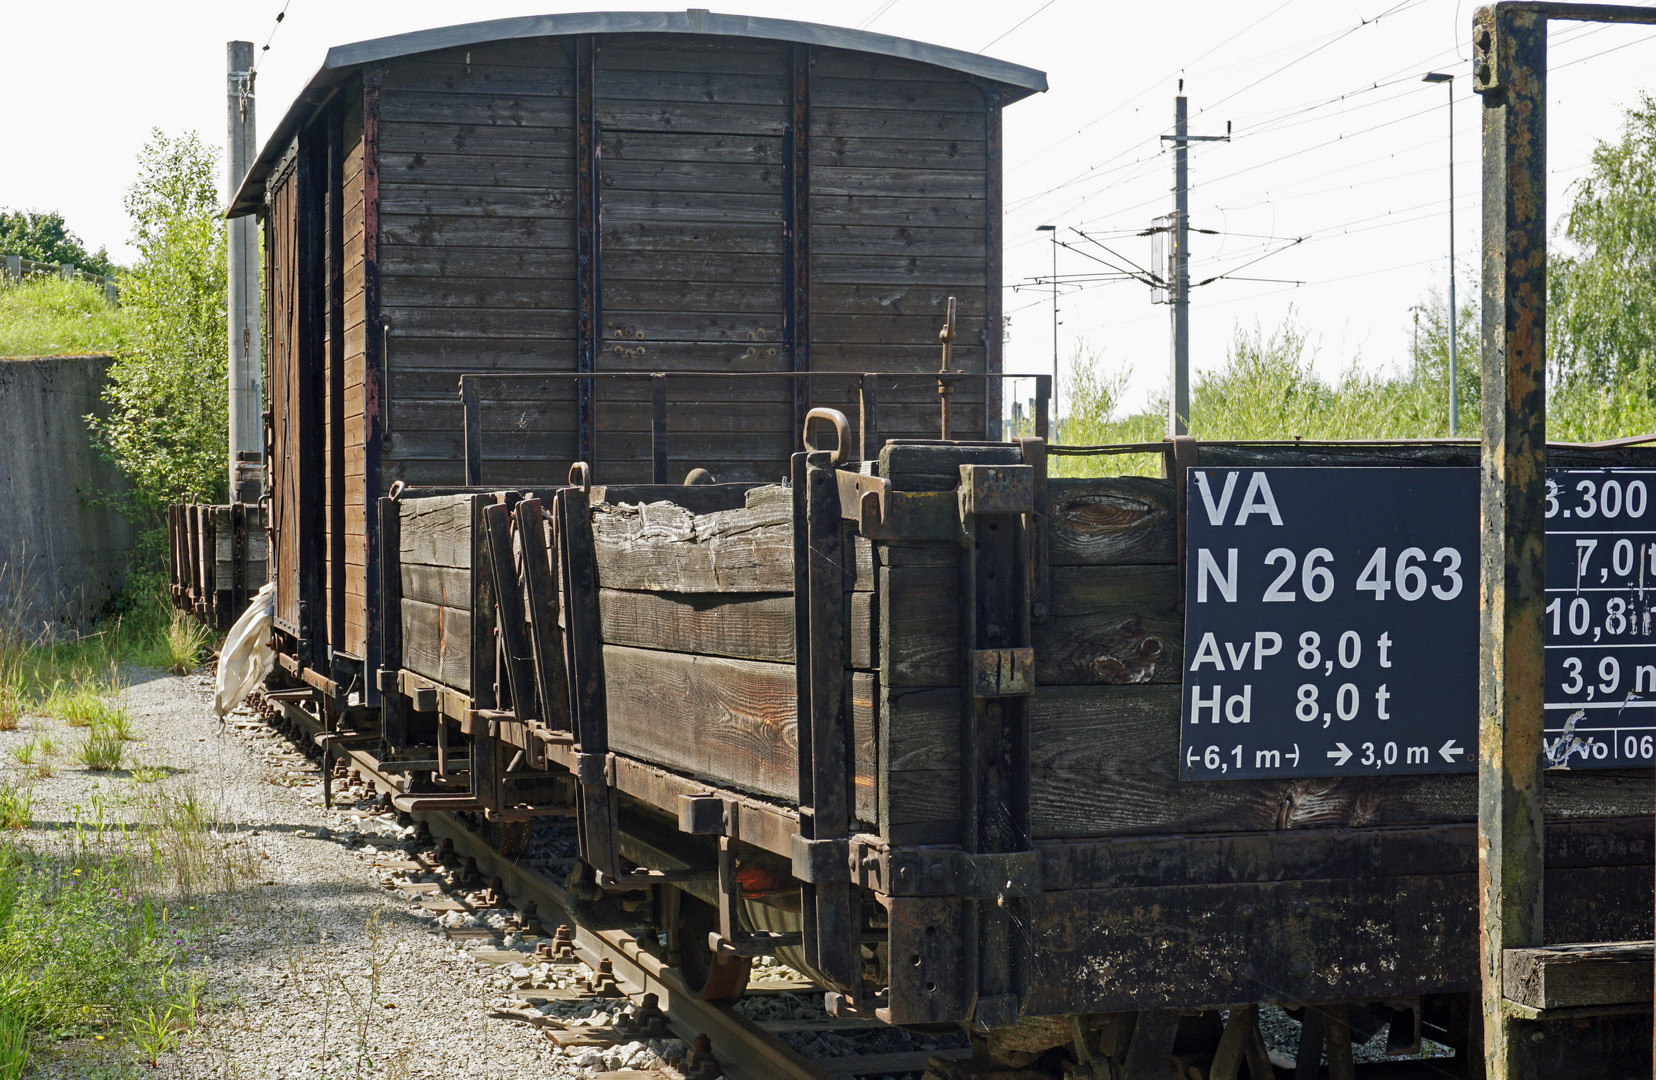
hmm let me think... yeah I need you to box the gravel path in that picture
[13,667,587,1080]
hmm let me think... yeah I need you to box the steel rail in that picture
[269,698,834,1080]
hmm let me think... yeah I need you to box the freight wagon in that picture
[169,8,1655,1077]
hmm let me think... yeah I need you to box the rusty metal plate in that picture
[958,464,1033,516]
[971,648,1034,698]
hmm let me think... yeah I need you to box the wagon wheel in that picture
[485,818,532,859]
[673,894,751,1002]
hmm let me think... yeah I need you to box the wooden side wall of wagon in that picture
[222,11,1046,726]
[166,503,268,632]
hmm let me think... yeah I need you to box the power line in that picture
[979,0,1060,53]
[252,0,295,73]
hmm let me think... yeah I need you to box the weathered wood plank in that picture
[401,563,470,610]
[1039,565,1181,684]
[590,485,795,592]
[599,588,793,660]
[879,563,1181,688]
[398,495,474,568]
[879,443,1021,491]
[603,645,875,821]
[1504,941,1655,1010]
[1027,684,1656,839]
[401,597,471,692]
[1047,477,1176,566]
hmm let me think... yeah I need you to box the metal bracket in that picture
[959,463,1033,518]
[971,648,1034,699]
[886,849,1043,899]
[792,834,851,884]
[574,752,610,785]
[677,793,734,835]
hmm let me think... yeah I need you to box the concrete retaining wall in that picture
[0,356,134,634]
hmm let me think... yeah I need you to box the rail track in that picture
[254,691,964,1080]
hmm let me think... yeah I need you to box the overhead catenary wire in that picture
[252,0,295,73]
[978,0,1060,53]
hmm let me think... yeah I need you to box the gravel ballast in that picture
[13,668,590,1079]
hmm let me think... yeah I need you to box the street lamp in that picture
[1037,224,1057,439]
[1423,71,1457,436]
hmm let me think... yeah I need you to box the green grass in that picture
[0,275,131,358]
[77,728,124,772]
[1052,318,1656,478]
[162,611,210,675]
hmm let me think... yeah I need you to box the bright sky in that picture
[4,0,1655,418]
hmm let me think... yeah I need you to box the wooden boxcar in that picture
[225,11,1044,701]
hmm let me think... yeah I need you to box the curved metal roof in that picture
[229,9,1047,216]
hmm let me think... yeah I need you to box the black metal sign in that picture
[1180,467,1656,779]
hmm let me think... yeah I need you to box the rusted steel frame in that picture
[937,296,956,441]
[650,374,669,484]
[958,462,1034,1031]
[983,85,1004,440]
[376,496,408,750]
[792,452,859,992]
[556,485,618,877]
[784,43,811,451]
[1473,5,1548,1074]
[514,498,571,736]
[574,34,600,469]
[482,502,538,727]
[461,375,483,486]
[361,69,384,705]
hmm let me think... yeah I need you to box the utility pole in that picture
[1036,224,1058,438]
[1159,86,1228,437]
[227,41,263,503]
[1424,71,1457,435]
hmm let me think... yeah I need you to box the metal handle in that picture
[568,461,592,493]
[803,408,850,465]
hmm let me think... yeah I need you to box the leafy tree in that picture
[88,130,228,561]
[0,209,116,277]
[1549,92,1656,388]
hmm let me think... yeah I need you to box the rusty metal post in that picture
[461,375,482,486]
[1472,6,1548,1074]
[938,296,957,441]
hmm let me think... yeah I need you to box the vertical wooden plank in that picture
[650,374,668,485]
[803,452,858,991]
[559,485,615,874]
[574,34,600,469]
[469,494,496,710]
[297,122,329,671]
[983,85,1003,440]
[326,99,347,661]
[785,42,811,450]
[483,502,537,723]
[378,496,407,749]
[362,70,384,704]
[516,498,570,733]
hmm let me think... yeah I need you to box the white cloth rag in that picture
[215,582,277,719]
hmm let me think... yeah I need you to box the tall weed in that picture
[163,610,211,675]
